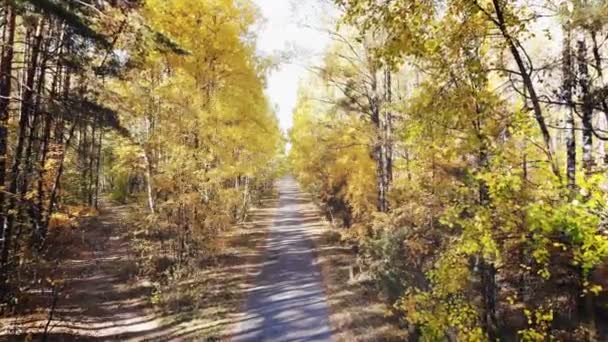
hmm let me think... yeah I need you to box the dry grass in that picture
[0,189,407,341]
[145,194,280,340]
[301,200,408,342]
[0,194,278,341]
[0,204,161,341]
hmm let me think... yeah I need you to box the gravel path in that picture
[233,177,333,342]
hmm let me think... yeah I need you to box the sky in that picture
[252,1,334,132]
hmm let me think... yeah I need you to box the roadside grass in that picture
[131,193,279,340]
[0,204,159,341]
[0,193,278,341]
[302,200,408,341]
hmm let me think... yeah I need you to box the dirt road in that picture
[233,177,333,341]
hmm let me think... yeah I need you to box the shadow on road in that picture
[232,177,333,342]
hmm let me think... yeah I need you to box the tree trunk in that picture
[480,258,498,341]
[369,69,388,212]
[0,1,17,292]
[477,111,498,341]
[491,0,560,179]
[562,27,576,191]
[94,130,102,209]
[35,36,63,243]
[143,148,156,214]
[41,124,77,243]
[87,116,98,206]
[590,30,608,164]
[577,36,594,175]
[3,17,46,269]
[384,68,393,184]
[21,21,50,246]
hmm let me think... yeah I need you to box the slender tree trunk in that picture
[94,130,102,209]
[490,0,560,179]
[143,148,155,214]
[369,69,387,212]
[384,68,393,184]
[0,1,17,292]
[21,22,50,246]
[562,27,576,191]
[43,123,77,238]
[476,102,499,341]
[574,32,598,341]
[577,36,594,175]
[590,30,608,164]
[35,112,52,243]
[35,37,63,243]
[479,166,499,342]
[367,66,393,213]
[3,18,45,267]
[87,116,97,206]
[480,258,498,341]
[37,29,69,244]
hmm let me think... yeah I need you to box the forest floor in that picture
[1,180,404,341]
[0,194,278,341]
[0,203,162,340]
[305,207,408,341]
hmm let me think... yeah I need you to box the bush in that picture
[321,230,342,245]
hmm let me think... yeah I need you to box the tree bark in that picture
[577,36,594,175]
[42,123,77,240]
[590,30,608,164]
[143,148,155,214]
[368,67,388,212]
[480,258,498,341]
[490,0,560,179]
[94,129,102,209]
[3,17,46,268]
[477,104,498,341]
[562,27,576,191]
[0,1,17,292]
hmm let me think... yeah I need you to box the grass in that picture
[302,199,408,341]
[0,193,279,341]
[133,193,280,340]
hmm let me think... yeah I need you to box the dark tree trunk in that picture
[3,18,46,270]
[88,116,98,206]
[21,22,50,246]
[368,67,393,213]
[490,0,560,179]
[94,129,103,209]
[590,30,608,164]
[477,112,498,341]
[577,37,594,175]
[368,69,388,212]
[42,123,77,239]
[480,258,498,341]
[562,27,576,191]
[0,1,17,291]
[34,28,63,245]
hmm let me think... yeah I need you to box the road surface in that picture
[232,177,333,342]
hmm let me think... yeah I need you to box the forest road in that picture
[232,176,333,342]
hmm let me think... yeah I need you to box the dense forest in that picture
[1,0,608,341]
[290,0,608,340]
[0,0,282,327]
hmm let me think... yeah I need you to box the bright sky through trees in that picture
[253,0,333,132]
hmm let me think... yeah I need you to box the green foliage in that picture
[518,307,554,341]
